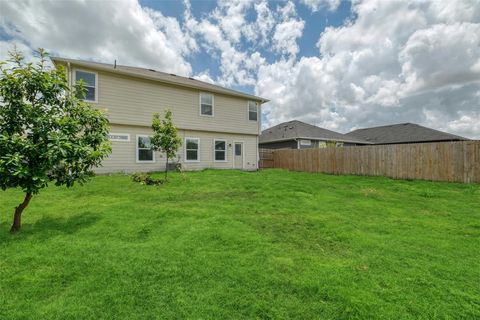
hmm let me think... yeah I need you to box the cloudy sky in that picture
[1,0,479,138]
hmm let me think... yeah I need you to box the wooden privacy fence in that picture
[259,148,274,168]
[260,141,480,183]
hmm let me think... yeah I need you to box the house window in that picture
[235,143,242,156]
[185,138,199,161]
[137,135,154,162]
[214,139,227,161]
[75,70,97,102]
[108,133,130,142]
[200,93,214,116]
[300,139,311,146]
[248,101,258,121]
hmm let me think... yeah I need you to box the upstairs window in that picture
[185,138,200,161]
[248,101,258,121]
[214,139,227,161]
[137,135,154,162]
[75,70,97,102]
[200,93,214,116]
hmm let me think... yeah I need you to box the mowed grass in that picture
[0,169,479,319]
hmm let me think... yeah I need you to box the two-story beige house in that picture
[51,57,268,173]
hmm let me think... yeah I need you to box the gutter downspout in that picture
[257,101,262,170]
[67,62,72,90]
[256,135,259,170]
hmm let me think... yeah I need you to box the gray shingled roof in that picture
[51,57,268,103]
[260,120,371,144]
[346,123,468,144]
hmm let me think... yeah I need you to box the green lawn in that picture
[1,170,479,319]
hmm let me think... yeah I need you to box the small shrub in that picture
[419,190,435,198]
[131,172,164,186]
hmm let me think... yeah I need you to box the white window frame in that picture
[136,134,155,163]
[248,101,258,122]
[213,139,228,162]
[184,137,200,162]
[73,69,98,103]
[108,133,130,142]
[199,92,214,117]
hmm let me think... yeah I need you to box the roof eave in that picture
[51,57,269,103]
[259,136,373,145]
[367,138,469,145]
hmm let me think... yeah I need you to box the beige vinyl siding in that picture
[68,66,260,135]
[97,124,258,174]
[56,62,262,173]
[181,129,258,171]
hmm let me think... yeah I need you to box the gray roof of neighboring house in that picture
[259,120,371,144]
[51,57,269,103]
[346,123,469,144]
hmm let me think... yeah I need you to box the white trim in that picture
[232,141,245,169]
[213,139,228,162]
[184,137,200,162]
[199,92,214,117]
[73,68,98,103]
[136,134,155,163]
[108,133,130,142]
[248,101,258,122]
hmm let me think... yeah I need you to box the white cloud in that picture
[184,1,258,86]
[186,0,304,86]
[444,112,480,138]
[399,22,480,94]
[0,0,195,75]
[272,1,305,57]
[300,0,341,12]
[243,0,276,46]
[257,0,480,139]
[213,0,254,44]
[193,70,215,84]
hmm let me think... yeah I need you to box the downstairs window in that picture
[137,135,154,162]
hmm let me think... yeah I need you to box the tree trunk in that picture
[165,157,169,182]
[10,192,33,233]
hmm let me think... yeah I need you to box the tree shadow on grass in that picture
[0,212,100,243]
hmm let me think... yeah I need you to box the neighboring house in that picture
[346,123,469,145]
[52,57,268,173]
[259,120,370,149]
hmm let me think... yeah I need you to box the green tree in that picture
[151,110,182,181]
[0,48,111,232]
